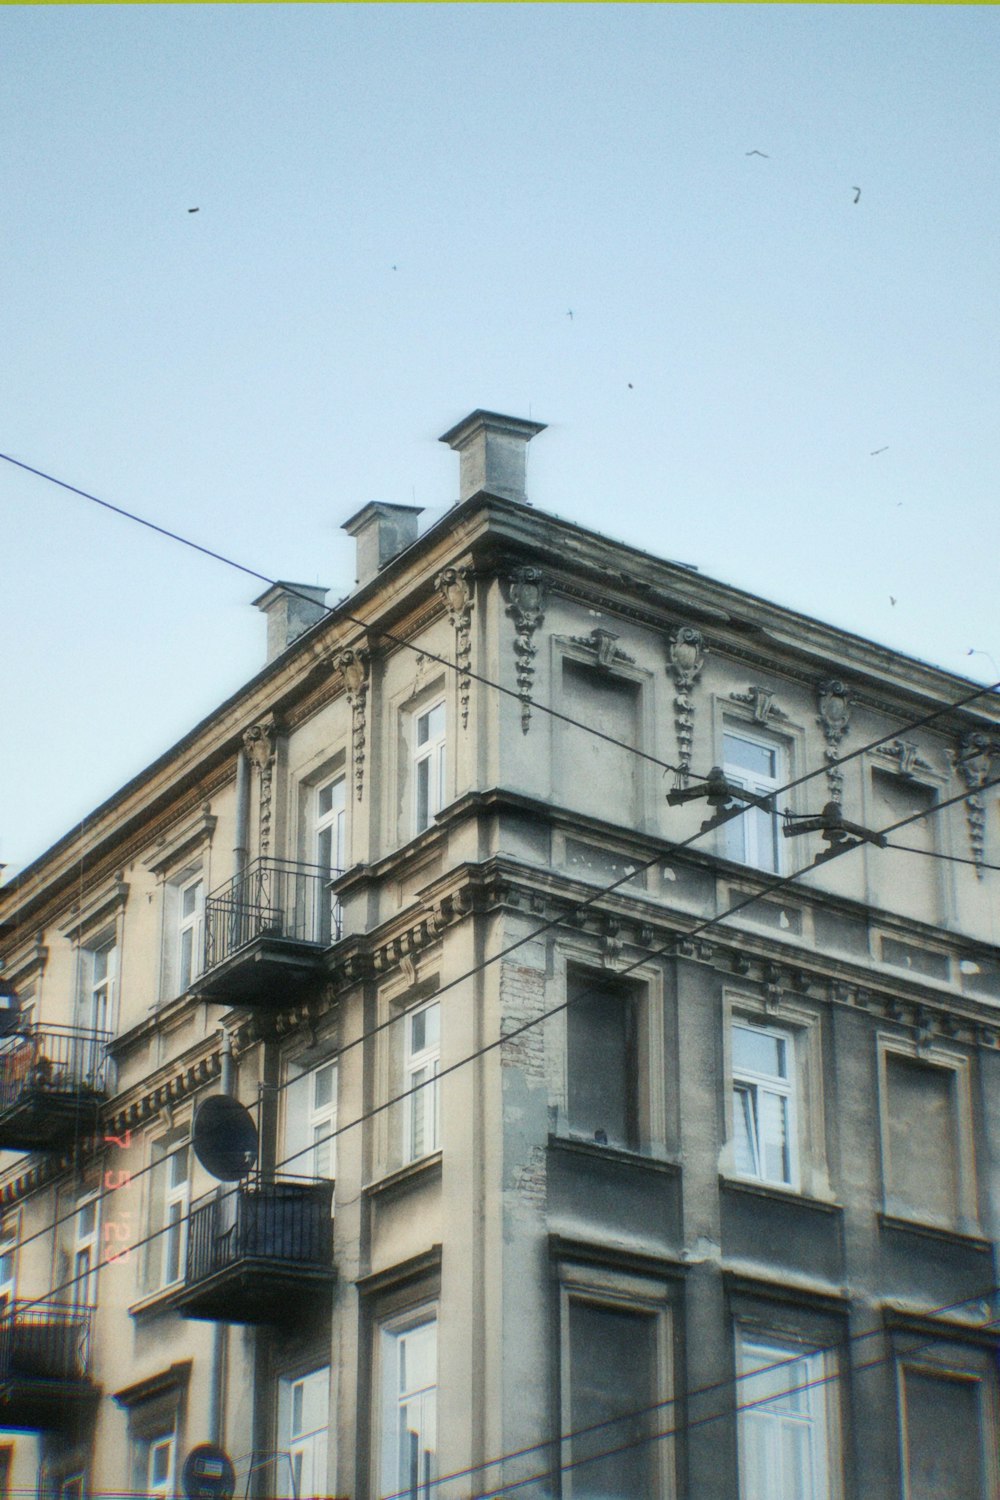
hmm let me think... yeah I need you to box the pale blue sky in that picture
[2,4,998,874]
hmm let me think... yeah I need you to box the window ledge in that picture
[549,1135,681,1176]
[878,1211,990,1252]
[720,1174,843,1216]
[364,1151,443,1201]
[128,1282,187,1320]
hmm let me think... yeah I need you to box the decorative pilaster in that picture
[243,718,280,857]
[435,567,475,729]
[953,732,1000,878]
[504,567,547,734]
[816,679,852,801]
[667,625,706,786]
[333,646,371,801]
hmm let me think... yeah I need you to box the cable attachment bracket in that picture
[667,765,775,833]
[782,801,887,865]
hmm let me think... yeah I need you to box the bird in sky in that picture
[188,207,199,213]
[871,446,889,455]
[890,596,897,607]
[567,310,574,320]
[746,150,769,158]
[853,187,861,204]
[627,383,634,389]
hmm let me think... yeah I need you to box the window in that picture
[413,701,446,834]
[732,1022,797,1188]
[145,1134,189,1292]
[560,657,643,828]
[283,1058,338,1181]
[404,1002,440,1162]
[879,1042,976,1229]
[72,1196,100,1311]
[59,1476,85,1500]
[723,730,784,872]
[0,1235,16,1314]
[872,770,939,923]
[144,1434,175,1500]
[737,1336,835,1500]
[899,1362,995,1500]
[380,1316,436,1500]
[277,1367,329,1500]
[176,874,204,992]
[79,939,116,1036]
[566,969,640,1150]
[314,776,346,944]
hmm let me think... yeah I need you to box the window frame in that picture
[77,934,117,1037]
[735,1329,842,1500]
[72,1193,101,1312]
[144,1131,191,1295]
[412,698,447,835]
[403,1000,441,1164]
[277,1364,330,1500]
[731,1019,799,1189]
[877,1035,978,1233]
[378,1308,438,1500]
[896,1349,1000,1500]
[175,870,205,994]
[721,725,787,874]
[314,773,347,944]
[557,1259,675,1500]
[282,1055,338,1183]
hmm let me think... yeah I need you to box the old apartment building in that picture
[0,410,997,1500]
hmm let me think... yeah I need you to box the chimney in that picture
[254,582,329,663]
[439,409,547,505]
[342,502,423,588]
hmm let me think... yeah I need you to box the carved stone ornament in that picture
[435,567,475,729]
[243,719,280,857]
[817,678,852,801]
[504,567,547,734]
[333,645,371,802]
[667,625,707,787]
[729,685,788,725]
[875,740,934,779]
[569,628,635,669]
[953,731,1000,878]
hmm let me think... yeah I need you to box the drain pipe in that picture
[234,743,251,883]
[207,1028,235,1449]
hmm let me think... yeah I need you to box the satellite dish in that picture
[192,1094,258,1181]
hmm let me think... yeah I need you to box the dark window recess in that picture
[903,1369,987,1500]
[567,971,639,1150]
[568,1299,657,1499]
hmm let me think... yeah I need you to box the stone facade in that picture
[0,410,998,1500]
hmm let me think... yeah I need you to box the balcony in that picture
[191,858,342,1005]
[175,1178,335,1324]
[0,1025,112,1151]
[0,1301,98,1431]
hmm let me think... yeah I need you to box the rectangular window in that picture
[283,1059,338,1182]
[0,1236,16,1315]
[900,1365,992,1500]
[737,1336,834,1500]
[79,940,116,1036]
[723,730,784,873]
[72,1195,100,1311]
[884,1053,960,1225]
[380,1317,436,1500]
[146,1135,190,1292]
[277,1366,329,1500]
[145,1434,175,1500]
[404,1002,440,1162]
[565,1298,660,1499]
[413,701,446,834]
[732,1021,797,1188]
[315,775,347,944]
[176,874,204,992]
[567,970,640,1150]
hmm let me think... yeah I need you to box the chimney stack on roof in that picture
[342,502,423,589]
[439,409,546,505]
[254,582,329,663]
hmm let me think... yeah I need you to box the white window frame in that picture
[72,1194,101,1311]
[722,727,785,873]
[314,775,347,945]
[736,1333,839,1500]
[412,699,447,835]
[176,871,205,993]
[0,1231,17,1314]
[403,1001,440,1164]
[79,938,116,1036]
[278,1366,330,1500]
[145,1432,176,1500]
[731,1020,798,1189]
[379,1312,437,1500]
[283,1057,338,1183]
[146,1135,190,1293]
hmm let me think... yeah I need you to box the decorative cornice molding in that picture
[141,804,217,877]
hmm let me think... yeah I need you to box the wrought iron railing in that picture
[0,1301,93,1384]
[184,1178,334,1287]
[203,858,343,972]
[0,1025,113,1114]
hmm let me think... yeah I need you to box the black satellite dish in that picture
[192,1094,259,1181]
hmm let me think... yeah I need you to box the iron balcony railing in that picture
[184,1178,334,1288]
[0,1024,113,1114]
[204,857,343,973]
[0,1301,93,1386]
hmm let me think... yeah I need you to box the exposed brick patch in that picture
[500,961,547,1078]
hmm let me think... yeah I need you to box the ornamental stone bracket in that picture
[952,731,1000,879]
[332,645,371,802]
[667,625,706,787]
[816,679,852,802]
[874,740,934,779]
[504,567,547,734]
[569,628,635,670]
[729,684,788,725]
[435,567,475,730]
[243,716,281,857]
